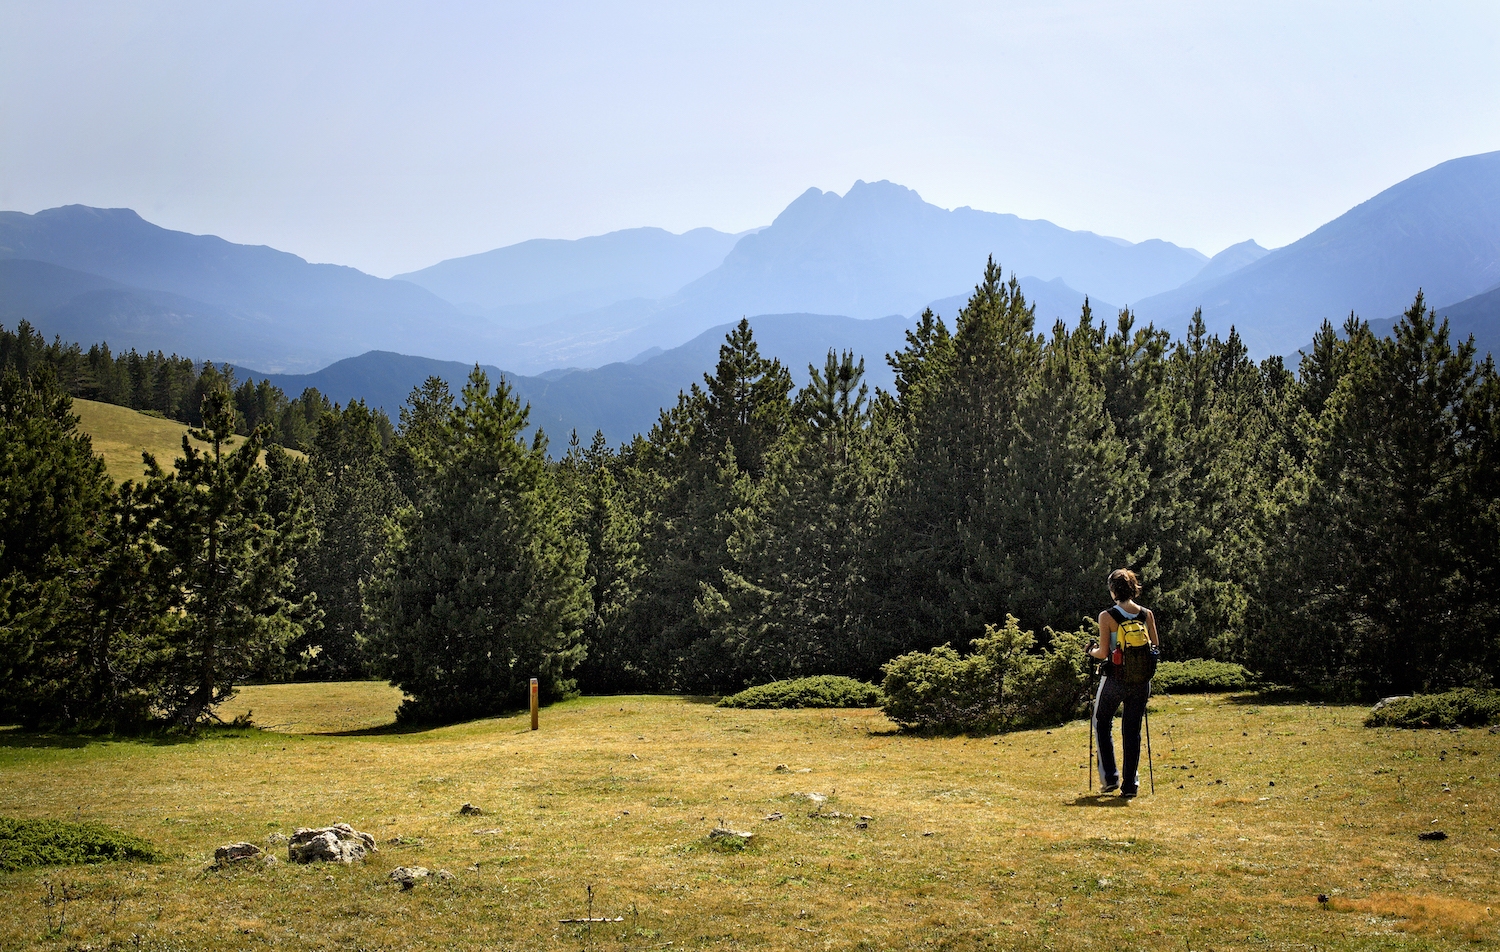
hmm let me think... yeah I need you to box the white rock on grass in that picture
[709,826,754,843]
[288,823,377,864]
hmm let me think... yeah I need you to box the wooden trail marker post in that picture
[530,678,539,731]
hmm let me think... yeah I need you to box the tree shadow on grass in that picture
[316,706,536,737]
[0,724,244,749]
[316,721,448,737]
[1220,686,1323,706]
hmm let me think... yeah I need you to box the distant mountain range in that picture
[1133,151,1500,354]
[0,206,481,371]
[238,313,917,445]
[0,181,1206,375]
[4,153,1500,443]
[394,225,745,323]
[421,180,1200,371]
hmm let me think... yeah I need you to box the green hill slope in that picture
[72,398,300,481]
[73,398,204,480]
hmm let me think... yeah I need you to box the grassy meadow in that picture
[72,398,206,481]
[0,684,1495,951]
[72,398,303,482]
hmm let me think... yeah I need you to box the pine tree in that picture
[365,368,590,722]
[391,376,455,502]
[692,318,794,479]
[294,399,402,679]
[718,349,879,681]
[560,431,646,694]
[0,370,114,726]
[146,384,315,726]
[1257,294,1497,693]
[1140,313,1295,660]
[957,315,1144,633]
[866,260,1043,655]
[616,321,798,692]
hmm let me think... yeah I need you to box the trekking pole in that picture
[1144,695,1156,795]
[1087,665,1098,792]
[1087,684,1094,792]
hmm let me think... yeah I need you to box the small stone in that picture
[214,842,263,864]
[1317,894,1329,904]
[471,828,503,835]
[774,764,790,772]
[709,826,754,843]
[763,812,784,822]
[436,869,456,883]
[260,853,279,867]
[459,803,483,816]
[390,865,430,890]
[1417,830,1447,841]
[264,832,289,846]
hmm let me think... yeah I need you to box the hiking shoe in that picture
[1119,788,1138,799]
[1101,782,1120,794]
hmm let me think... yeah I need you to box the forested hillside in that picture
[0,319,357,450]
[2,261,1495,731]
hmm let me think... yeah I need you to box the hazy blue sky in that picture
[3,1,1498,277]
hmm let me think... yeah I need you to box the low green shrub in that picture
[880,617,1091,733]
[718,675,882,709]
[0,817,162,871]
[1153,659,1253,693]
[1364,689,1500,729]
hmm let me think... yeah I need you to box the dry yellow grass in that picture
[0,687,1495,951]
[222,682,407,734]
[72,397,304,482]
[72,398,208,481]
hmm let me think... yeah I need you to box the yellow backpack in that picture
[1108,607,1157,685]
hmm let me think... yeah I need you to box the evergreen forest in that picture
[3,261,1496,730]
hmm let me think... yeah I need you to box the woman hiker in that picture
[1089,568,1160,798]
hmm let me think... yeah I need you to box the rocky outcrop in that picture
[288,823,376,864]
